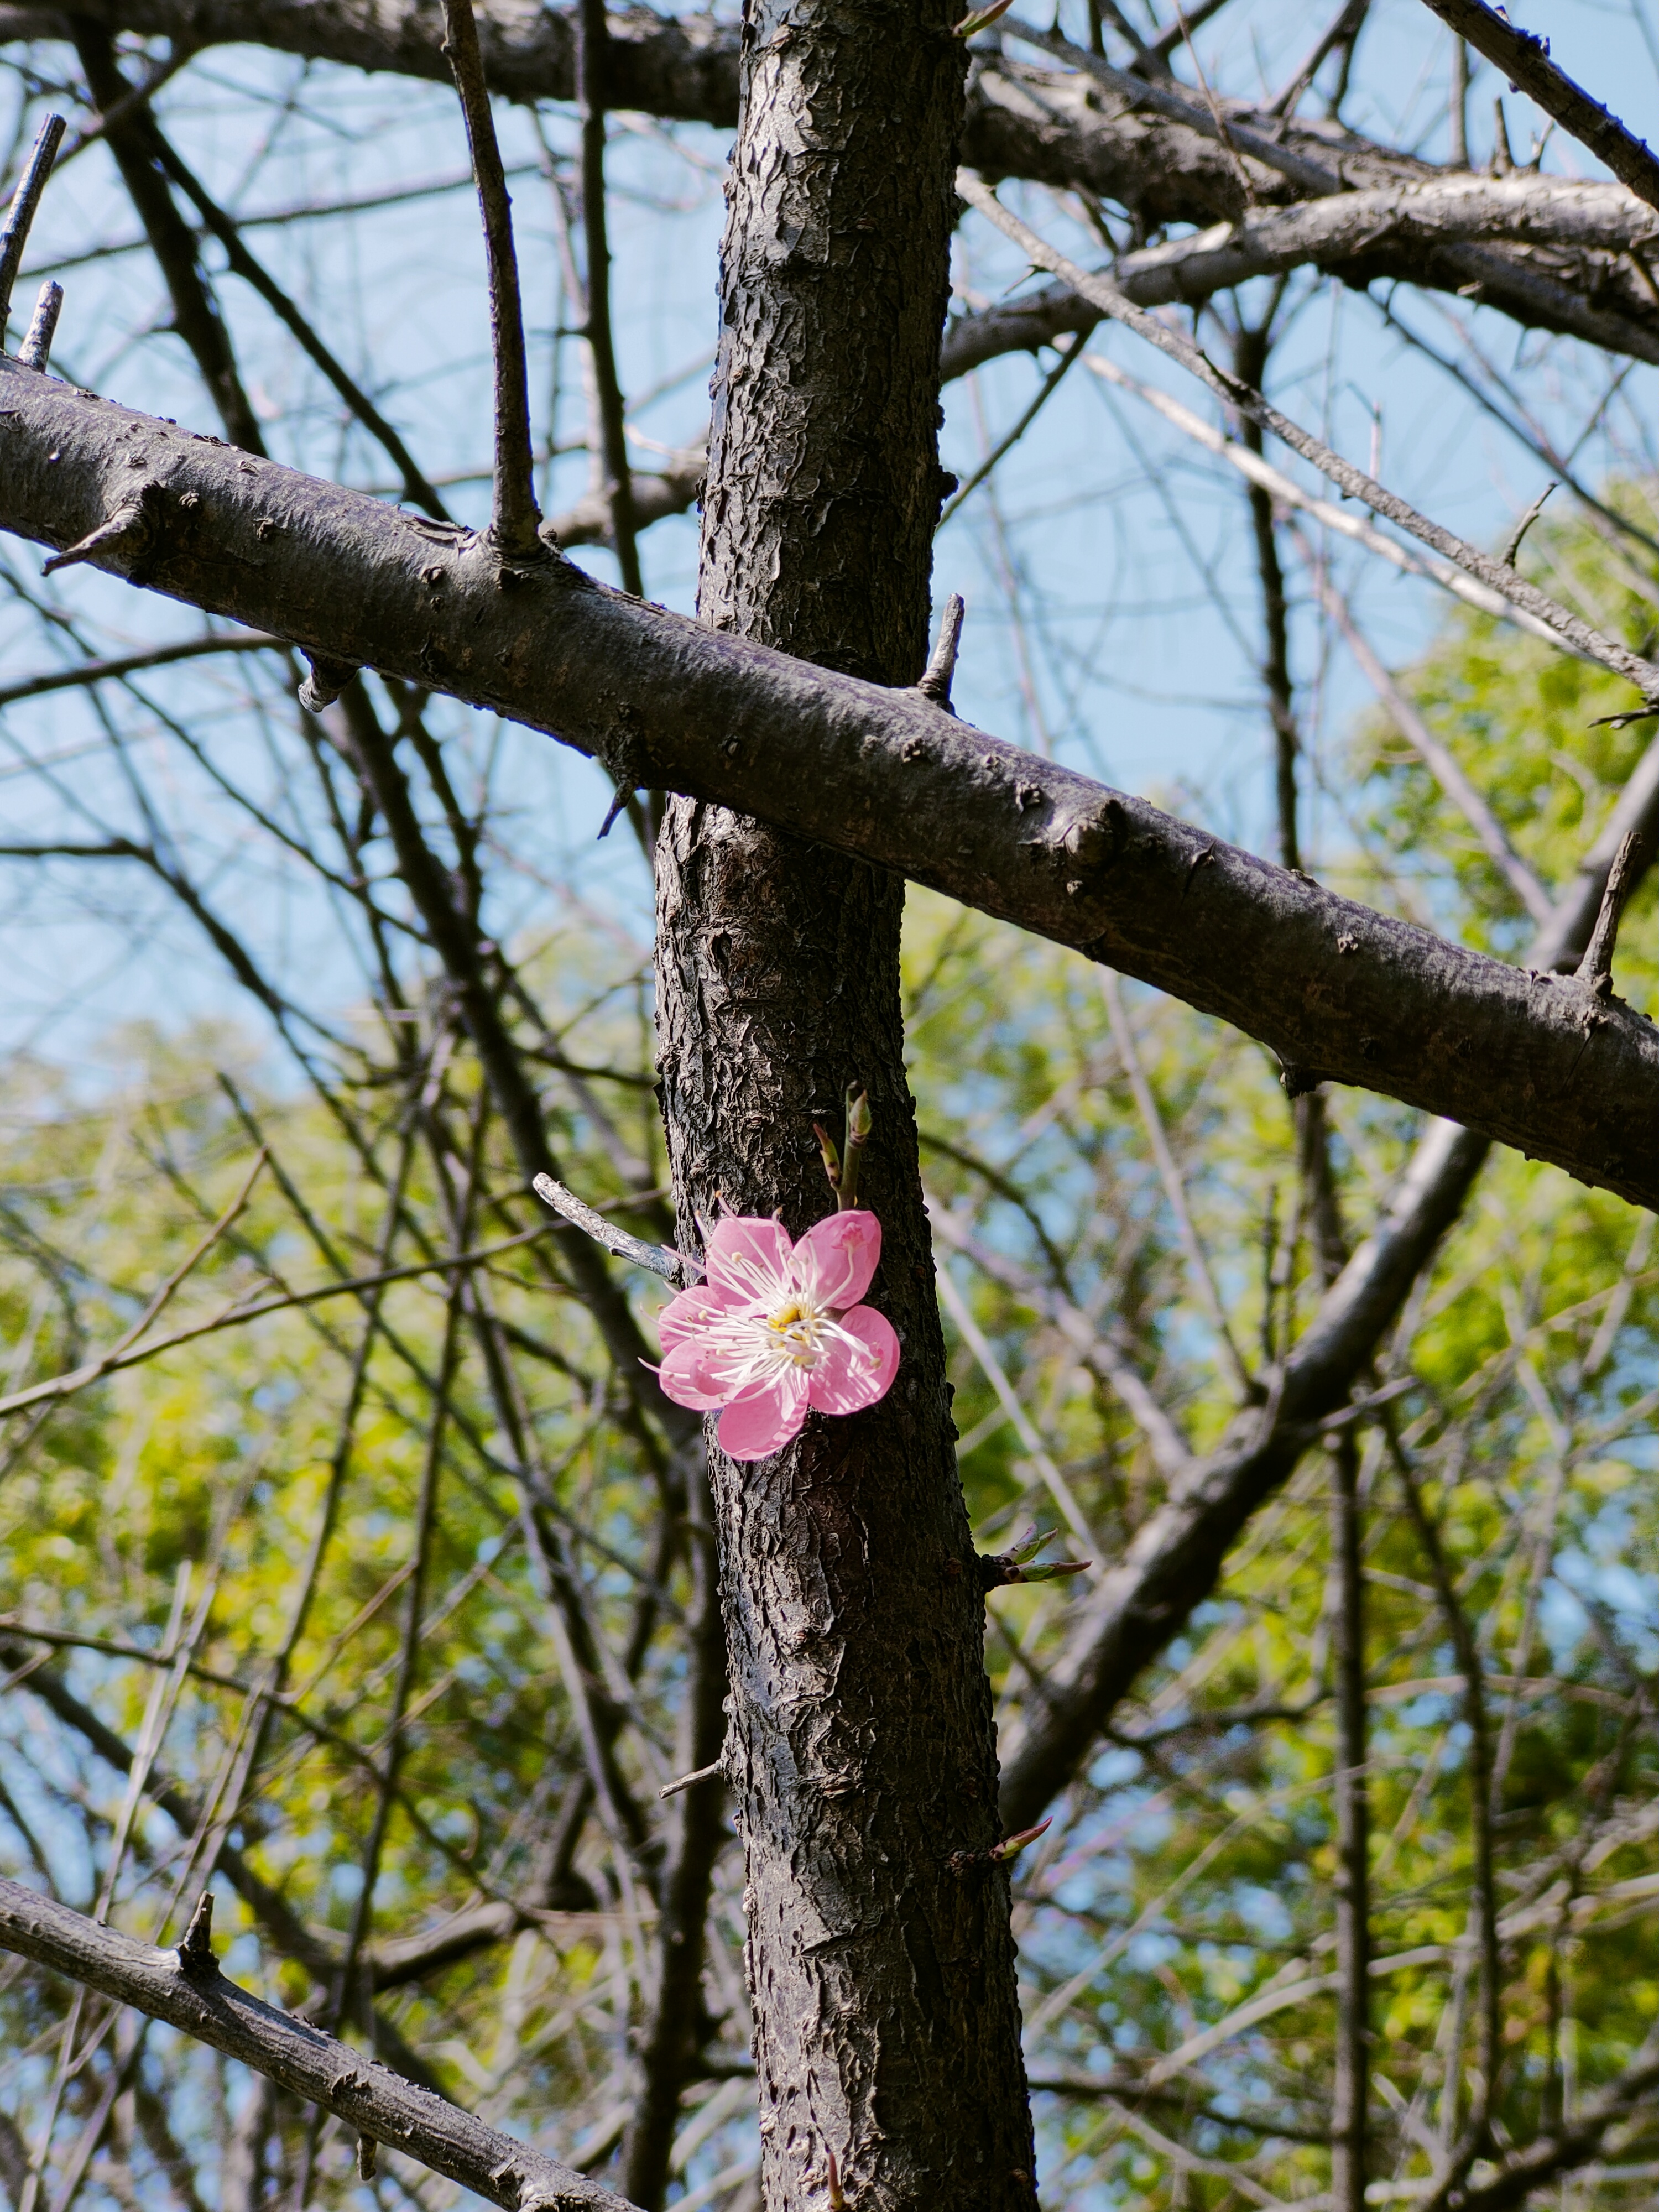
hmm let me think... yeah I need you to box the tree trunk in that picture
[652,0,1037,2205]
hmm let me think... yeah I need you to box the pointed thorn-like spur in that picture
[917,592,966,710]
[1577,829,1645,1002]
[0,113,65,346]
[949,1813,1053,1877]
[41,494,154,578]
[439,0,545,565]
[176,1890,219,1978]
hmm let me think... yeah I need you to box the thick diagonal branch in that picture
[4,360,1659,1208]
[1413,0,1659,215]
[0,1875,642,2212]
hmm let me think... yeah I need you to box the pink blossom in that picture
[654,1210,901,1462]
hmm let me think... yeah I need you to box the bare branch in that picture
[440,0,543,559]
[0,1875,643,2212]
[998,735,1659,1830]
[6,366,1659,1204]
[957,170,1659,701]
[573,0,641,592]
[531,1175,690,1285]
[0,632,281,709]
[1414,0,1659,215]
[0,112,63,340]
[140,133,450,518]
[20,0,1659,364]
[1297,540,1555,927]
[72,27,264,453]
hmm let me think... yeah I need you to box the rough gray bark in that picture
[2,359,1658,1209]
[17,0,1659,366]
[0,1878,640,2212]
[647,0,1035,2205]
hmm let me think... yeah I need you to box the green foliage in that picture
[4,519,1659,2212]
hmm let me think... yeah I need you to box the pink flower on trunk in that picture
[654,1211,901,1462]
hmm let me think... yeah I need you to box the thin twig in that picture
[1084,346,1582,655]
[440,0,544,559]
[958,170,1659,703]
[0,1216,557,1420]
[574,0,641,594]
[938,335,1084,528]
[532,1173,691,1285]
[145,134,450,518]
[0,633,282,712]
[1101,969,1255,1397]
[1498,479,1555,569]
[0,113,65,341]
[1295,530,1554,926]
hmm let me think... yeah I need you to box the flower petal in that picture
[703,1215,795,1302]
[657,1337,737,1410]
[807,1306,900,1415]
[718,1372,810,1462]
[793,1209,881,1311]
[656,1281,746,1351]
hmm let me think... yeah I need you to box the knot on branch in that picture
[299,651,363,713]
